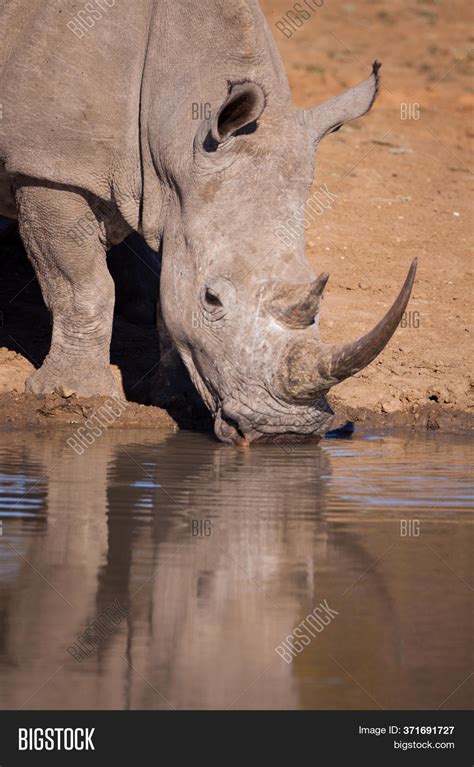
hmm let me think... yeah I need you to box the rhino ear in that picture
[302,61,381,143]
[211,81,266,144]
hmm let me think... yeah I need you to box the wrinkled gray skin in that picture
[0,0,416,444]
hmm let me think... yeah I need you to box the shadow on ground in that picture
[0,223,212,432]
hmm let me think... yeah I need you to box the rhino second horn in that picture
[267,272,329,329]
[279,259,417,400]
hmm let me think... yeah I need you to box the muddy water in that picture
[0,429,471,710]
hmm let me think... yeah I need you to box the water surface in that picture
[0,428,472,709]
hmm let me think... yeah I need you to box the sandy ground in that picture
[0,0,472,432]
[266,0,473,424]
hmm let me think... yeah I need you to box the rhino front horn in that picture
[278,259,417,400]
[266,272,329,328]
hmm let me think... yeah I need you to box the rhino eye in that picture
[204,288,223,308]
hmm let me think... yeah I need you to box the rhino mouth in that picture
[214,408,248,445]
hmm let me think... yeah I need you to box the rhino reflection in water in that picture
[0,433,401,710]
[0,1,416,442]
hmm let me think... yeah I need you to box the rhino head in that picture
[152,63,416,444]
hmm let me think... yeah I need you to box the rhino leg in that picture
[16,183,120,398]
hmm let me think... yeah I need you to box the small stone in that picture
[381,400,399,414]
[58,386,75,398]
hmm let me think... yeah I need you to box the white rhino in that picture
[0,0,416,443]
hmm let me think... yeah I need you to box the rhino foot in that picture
[26,358,121,400]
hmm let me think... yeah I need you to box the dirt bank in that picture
[0,0,472,433]
[0,391,176,431]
